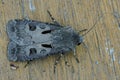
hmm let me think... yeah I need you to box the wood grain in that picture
[0,0,120,80]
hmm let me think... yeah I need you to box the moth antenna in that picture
[82,15,103,37]
[73,49,79,63]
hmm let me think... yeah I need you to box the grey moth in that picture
[7,11,101,66]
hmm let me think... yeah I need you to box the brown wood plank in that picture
[0,0,120,80]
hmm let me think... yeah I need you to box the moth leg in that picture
[64,56,70,67]
[47,10,61,26]
[78,29,87,33]
[24,61,32,68]
[81,42,89,52]
[73,49,80,63]
[54,53,63,73]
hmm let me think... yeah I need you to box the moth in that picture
[7,10,102,72]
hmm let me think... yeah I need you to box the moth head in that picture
[77,15,103,45]
[71,30,83,46]
[77,35,83,45]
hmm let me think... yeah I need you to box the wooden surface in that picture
[0,0,120,80]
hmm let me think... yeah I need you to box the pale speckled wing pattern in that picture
[6,19,81,61]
